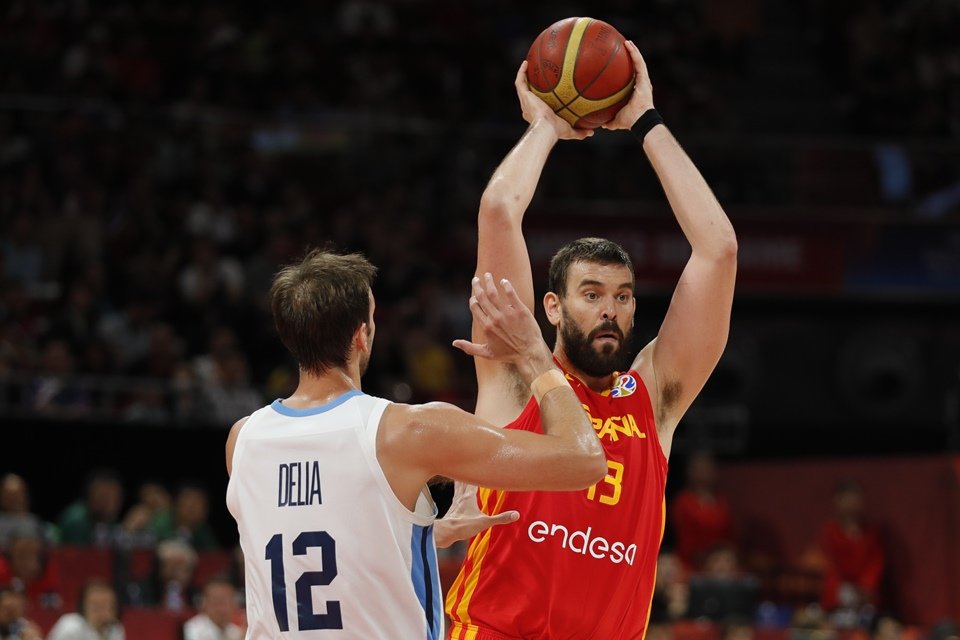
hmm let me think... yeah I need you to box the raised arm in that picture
[475,63,591,421]
[378,275,606,508]
[607,42,737,442]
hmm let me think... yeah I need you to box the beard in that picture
[559,306,634,378]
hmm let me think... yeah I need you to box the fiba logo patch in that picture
[610,374,636,398]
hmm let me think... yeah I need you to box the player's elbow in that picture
[718,228,738,262]
[584,449,609,485]
[703,233,738,270]
[479,191,519,226]
[566,444,608,489]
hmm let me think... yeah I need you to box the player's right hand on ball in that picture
[515,61,593,141]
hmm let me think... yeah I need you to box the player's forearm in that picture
[512,341,560,388]
[538,384,606,480]
[643,125,737,260]
[515,352,604,473]
[479,119,558,224]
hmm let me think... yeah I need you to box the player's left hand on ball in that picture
[434,482,520,548]
[515,61,593,141]
[603,40,655,131]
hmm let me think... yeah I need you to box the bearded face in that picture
[559,305,634,377]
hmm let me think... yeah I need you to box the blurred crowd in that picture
[808,0,960,136]
[1,0,959,425]
[4,461,959,639]
[0,470,244,638]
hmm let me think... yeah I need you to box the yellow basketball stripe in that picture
[529,86,578,126]
[527,17,633,126]
[528,85,557,106]
[555,17,591,106]
[449,488,509,632]
[567,79,635,114]
[557,108,579,126]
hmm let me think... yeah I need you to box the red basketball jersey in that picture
[445,366,668,640]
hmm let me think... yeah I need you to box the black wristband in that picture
[631,108,663,143]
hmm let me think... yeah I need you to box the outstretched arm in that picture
[475,62,592,422]
[607,42,737,441]
[379,276,606,509]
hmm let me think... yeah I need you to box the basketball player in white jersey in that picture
[225,249,606,639]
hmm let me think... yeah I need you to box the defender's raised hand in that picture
[453,273,554,380]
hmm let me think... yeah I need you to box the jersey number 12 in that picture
[265,531,342,631]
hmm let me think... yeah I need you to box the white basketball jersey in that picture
[226,391,442,639]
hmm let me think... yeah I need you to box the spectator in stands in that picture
[688,545,760,621]
[57,469,125,547]
[192,327,239,385]
[226,546,245,608]
[818,480,886,613]
[721,616,756,640]
[28,339,90,416]
[171,362,209,421]
[792,604,840,640]
[0,475,49,549]
[49,282,102,357]
[645,621,673,640]
[121,387,172,424]
[126,323,184,379]
[96,297,158,371]
[926,619,959,640]
[671,451,736,571]
[0,587,42,640]
[177,238,245,307]
[871,614,903,640]
[201,351,263,425]
[116,482,172,549]
[48,580,124,640]
[0,528,60,610]
[0,217,44,292]
[128,540,198,611]
[182,579,243,640]
[649,552,689,623]
[150,482,219,550]
[700,544,745,580]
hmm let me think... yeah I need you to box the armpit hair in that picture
[507,365,532,407]
[657,379,682,426]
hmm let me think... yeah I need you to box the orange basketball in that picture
[525,17,635,129]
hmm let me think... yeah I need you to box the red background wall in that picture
[718,455,960,626]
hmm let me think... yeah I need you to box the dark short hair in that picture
[271,249,377,375]
[547,238,634,297]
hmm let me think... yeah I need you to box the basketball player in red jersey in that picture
[445,42,738,640]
